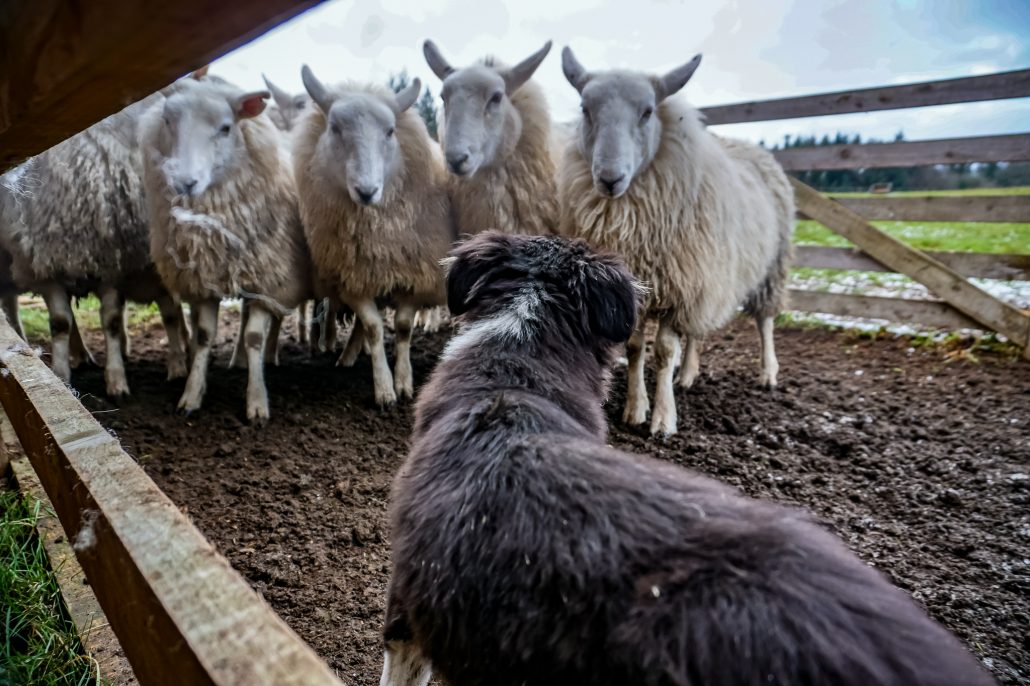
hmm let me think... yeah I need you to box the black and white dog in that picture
[380,231,994,686]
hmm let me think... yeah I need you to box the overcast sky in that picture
[212,0,1029,145]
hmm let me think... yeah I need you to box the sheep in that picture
[379,231,996,686]
[293,66,453,407]
[263,74,312,133]
[0,99,189,396]
[139,75,311,422]
[422,39,559,237]
[558,48,794,437]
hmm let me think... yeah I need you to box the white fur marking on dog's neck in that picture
[442,289,539,361]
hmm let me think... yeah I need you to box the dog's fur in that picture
[381,232,994,686]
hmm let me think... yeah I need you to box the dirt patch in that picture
[67,315,1028,685]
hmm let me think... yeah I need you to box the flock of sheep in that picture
[0,39,791,436]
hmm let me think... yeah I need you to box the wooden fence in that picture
[701,69,1030,357]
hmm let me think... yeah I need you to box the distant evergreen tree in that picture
[388,71,440,141]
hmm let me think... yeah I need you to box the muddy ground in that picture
[64,314,1028,684]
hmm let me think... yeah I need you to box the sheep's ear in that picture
[654,54,701,102]
[584,261,639,343]
[503,40,552,95]
[423,40,455,80]
[561,46,589,93]
[191,65,210,80]
[394,78,421,113]
[234,91,269,119]
[444,232,513,316]
[301,64,335,114]
[263,74,293,111]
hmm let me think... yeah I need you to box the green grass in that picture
[794,219,1030,254]
[18,296,162,344]
[0,489,103,686]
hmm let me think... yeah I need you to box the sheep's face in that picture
[265,75,310,132]
[156,88,268,197]
[575,75,661,199]
[562,48,701,199]
[424,40,553,178]
[438,67,515,177]
[300,66,421,207]
[319,94,403,207]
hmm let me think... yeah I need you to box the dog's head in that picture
[444,231,641,355]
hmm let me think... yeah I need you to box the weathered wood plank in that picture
[791,178,1030,355]
[804,194,1030,223]
[788,289,981,330]
[0,322,344,686]
[794,246,1030,280]
[775,133,1030,171]
[0,0,325,171]
[1,411,138,685]
[702,69,1030,125]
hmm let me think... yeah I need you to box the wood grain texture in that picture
[791,178,1030,354]
[0,322,344,686]
[788,289,981,331]
[0,0,324,170]
[794,246,1030,281]
[774,134,1030,171]
[800,194,1030,223]
[702,69,1030,125]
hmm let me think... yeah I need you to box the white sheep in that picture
[559,49,794,437]
[423,39,559,237]
[139,75,311,422]
[0,98,189,396]
[293,66,453,407]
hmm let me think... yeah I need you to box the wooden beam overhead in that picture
[0,0,325,171]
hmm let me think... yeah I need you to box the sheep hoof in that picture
[177,397,202,418]
[758,373,778,390]
[622,404,649,427]
[106,382,131,400]
[677,370,699,389]
[375,389,398,408]
[336,351,359,368]
[247,407,269,426]
[649,416,678,439]
[166,359,189,381]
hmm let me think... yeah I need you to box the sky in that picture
[212,0,1030,146]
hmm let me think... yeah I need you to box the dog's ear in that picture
[444,232,514,316]
[584,260,639,342]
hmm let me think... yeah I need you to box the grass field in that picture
[0,489,103,686]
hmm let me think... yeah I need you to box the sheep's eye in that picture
[581,105,591,123]
[640,106,654,123]
[219,123,231,135]
[386,127,395,138]
[488,91,503,106]
[331,124,341,135]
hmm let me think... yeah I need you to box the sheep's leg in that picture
[622,323,649,426]
[2,292,24,340]
[188,304,199,359]
[119,306,131,358]
[297,301,309,346]
[41,284,74,383]
[676,335,702,388]
[156,292,189,380]
[318,297,339,353]
[393,302,416,400]
[243,306,272,424]
[379,641,432,686]
[178,298,219,416]
[650,319,682,437]
[350,298,395,407]
[337,318,365,368]
[229,300,249,369]
[99,287,130,399]
[265,314,281,366]
[68,308,97,369]
[756,315,779,389]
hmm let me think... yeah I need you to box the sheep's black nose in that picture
[355,186,379,205]
[447,152,470,174]
[599,174,625,194]
[179,179,198,196]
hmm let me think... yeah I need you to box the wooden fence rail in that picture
[794,245,1030,281]
[0,320,344,686]
[774,133,1030,171]
[800,194,1030,223]
[700,68,1030,125]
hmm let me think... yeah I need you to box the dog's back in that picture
[382,232,994,686]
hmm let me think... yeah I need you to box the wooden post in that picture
[0,321,345,686]
[791,178,1030,358]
